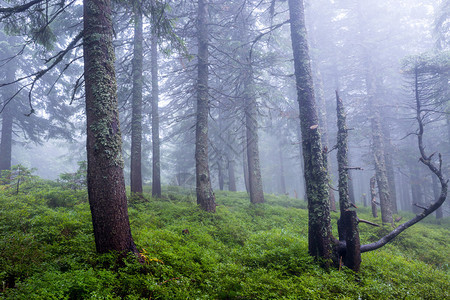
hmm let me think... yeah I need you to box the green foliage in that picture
[58,161,87,191]
[0,181,448,299]
[0,164,37,194]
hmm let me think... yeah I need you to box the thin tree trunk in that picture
[0,49,15,173]
[242,134,249,193]
[151,27,162,197]
[336,91,361,272]
[244,73,264,203]
[227,155,237,192]
[195,0,215,212]
[218,161,224,191]
[370,176,378,218]
[278,141,286,195]
[382,121,398,214]
[288,0,332,262]
[130,5,143,195]
[409,163,424,214]
[84,0,136,253]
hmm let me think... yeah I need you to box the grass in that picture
[0,180,449,299]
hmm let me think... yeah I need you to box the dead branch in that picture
[358,219,380,227]
[414,203,428,210]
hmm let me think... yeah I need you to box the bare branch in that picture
[358,219,380,227]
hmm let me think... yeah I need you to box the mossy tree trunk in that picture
[336,91,361,272]
[288,0,333,262]
[83,0,136,253]
[151,27,162,198]
[195,0,215,212]
[130,3,143,196]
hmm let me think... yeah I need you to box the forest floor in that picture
[0,179,449,299]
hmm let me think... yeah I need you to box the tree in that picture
[287,0,333,262]
[130,1,144,196]
[195,0,215,212]
[151,26,162,198]
[84,0,136,253]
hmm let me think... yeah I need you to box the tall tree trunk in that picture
[244,69,265,204]
[409,163,424,214]
[195,0,215,212]
[370,176,378,218]
[278,141,286,195]
[382,121,398,214]
[218,161,224,191]
[0,63,14,173]
[227,154,237,191]
[83,0,136,253]
[313,56,336,211]
[365,65,393,224]
[0,104,13,173]
[288,0,333,262]
[336,91,361,272]
[130,5,143,195]
[151,27,162,197]
[242,134,249,193]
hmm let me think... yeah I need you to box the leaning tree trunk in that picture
[288,0,333,262]
[130,4,143,196]
[195,0,215,212]
[336,91,361,272]
[151,27,162,198]
[83,0,136,253]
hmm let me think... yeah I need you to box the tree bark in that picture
[432,174,443,219]
[370,176,378,218]
[151,27,162,198]
[244,69,265,204]
[83,0,136,253]
[227,152,237,192]
[382,121,398,214]
[336,91,361,272]
[0,61,15,173]
[130,4,143,196]
[195,0,215,212]
[288,0,333,262]
[278,141,287,195]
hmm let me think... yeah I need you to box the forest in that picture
[0,0,449,299]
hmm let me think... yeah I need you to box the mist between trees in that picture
[0,0,448,271]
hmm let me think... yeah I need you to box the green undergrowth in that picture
[0,181,449,299]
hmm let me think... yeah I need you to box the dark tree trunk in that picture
[336,91,361,272]
[278,141,286,195]
[432,174,443,219]
[195,0,215,212]
[370,176,378,218]
[227,154,237,192]
[151,28,162,198]
[130,5,143,195]
[288,0,333,262]
[0,104,13,172]
[83,0,136,253]
[0,55,15,173]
